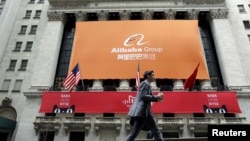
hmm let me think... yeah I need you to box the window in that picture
[103,113,114,117]
[39,131,55,141]
[8,60,17,71]
[193,113,205,117]
[19,60,28,70]
[238,5,246,13]
[162,132,179,138]
[12,80,22,92]
[248,35,250,42]
[1,80,11,91]
[74,113,85,117]
[224,113,236,117]
[29,25,37,34]
[34,10,41,18]
[28,0,35,4]
[19,25,27,34]
[69,132,85,141]
[25,41,33,51]
[38,0,44,4]
[24,10,32,19]
[1,0,6,5]
[163,113,175,117]
[14,42,22,52]
[194,132,207,137]
[243,20,250,29]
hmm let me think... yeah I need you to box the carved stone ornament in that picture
[184,0,225,5]
[120,10,130,20]
[187,9,199,20]
[97,10,108,21]
[47,11,66,21]
[142,9,153,20]
[75,11,86,21]
[209,9,228,19]
[165,9,176,19]
[1,97,12,106]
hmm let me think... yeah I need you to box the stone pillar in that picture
[89,79,104,91]
[173,79,184,90]
[120,10,130,20]
[29,11,66,91]
[200,80,214,90]
[142,9,153,20]
[187,9,213,91]
[116,79,132,91]
[97,10,108,21]
[165,9,176,19]
[209,9,247,87]
[151,81,160,92]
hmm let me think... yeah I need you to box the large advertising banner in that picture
[39,91,241,114]
[69,20,210,79]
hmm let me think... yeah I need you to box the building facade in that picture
[0,0,250,141]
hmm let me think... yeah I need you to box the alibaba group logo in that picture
[124,34,150,47]
[122,95,136,108]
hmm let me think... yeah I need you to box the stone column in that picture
[165,9,176,19]
[29,11,66,91]
[209,9,247,87]
[173,79,184,90]
[120,10,130,20]
[187,9,213,90]
[116,79,132,91]
[200,80,213,90]
[89,79,104,91]
[151,81,160,92]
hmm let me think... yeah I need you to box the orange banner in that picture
[69,20,210,79]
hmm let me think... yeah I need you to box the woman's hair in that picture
[143,70,154,79]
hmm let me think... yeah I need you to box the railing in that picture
[94,117,122,135]
[34,116,61,123]
[33,116,61,135]
[63,117,91,135]
[157,117,185,132]
[95,117,121,123]
[188,117,217,132]
[219,117,247,124]
[64,117,90,122]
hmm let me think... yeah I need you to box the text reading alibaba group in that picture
[208,124,250,141]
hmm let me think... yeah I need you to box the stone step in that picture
[135,137,207,141]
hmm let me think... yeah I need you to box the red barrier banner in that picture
[39,91,241,114]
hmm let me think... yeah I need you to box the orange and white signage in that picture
[69,20,210,79]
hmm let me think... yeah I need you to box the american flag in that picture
[136,63,140,90]
[62,64,81,91]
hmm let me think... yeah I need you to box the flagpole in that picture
[136,60,140,91]
[77,60,85,91]
[77,60,84,90]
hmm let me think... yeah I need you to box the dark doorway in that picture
[69,132,85,141]
[39,131,55,141]
[0,132,9,141]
